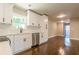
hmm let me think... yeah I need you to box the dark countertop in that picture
[0,36,9,42]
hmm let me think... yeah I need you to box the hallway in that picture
[17,36,79,55]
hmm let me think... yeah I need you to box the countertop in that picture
[0,30,42,36]
[0,36,9,42]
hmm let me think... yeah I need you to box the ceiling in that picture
[17,3,79,19]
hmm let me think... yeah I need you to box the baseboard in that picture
[71,38,79,40]
[57,35,64,37]
[15,47,31,55]
[15,42,47,55]
[48,35,57,39]
[48,35,64,39]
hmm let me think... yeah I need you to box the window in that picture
[12,13,26,29]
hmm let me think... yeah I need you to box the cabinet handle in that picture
[3,18,5,22]
[32,23,34,26]
[46,24,47,29]
[20,28,23,33]
[41,34,43,38]
[24,38,26,42]
[38,24,41,28]
[11,19,12,23]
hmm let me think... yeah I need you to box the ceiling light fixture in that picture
[57,14,66,18]
[44,19,48,22]
[60,20,64,23]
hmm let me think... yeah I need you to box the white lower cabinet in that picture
[14,34,32,54]
[23,34,32,50]
[14,35,25,54]
[7,35,15,54]
[39,33,45,44]
[7,33,32,54]
[39,32,48,44]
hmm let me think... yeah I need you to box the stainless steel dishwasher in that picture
[32,33,40,47]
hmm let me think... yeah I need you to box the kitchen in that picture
[1,3,79,55]
[0,3,48,55]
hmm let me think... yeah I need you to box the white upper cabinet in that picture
[40,15,48,32]
[27,10,41,27]
[0,4,4,23]
[0,3,14,24]
[4,4,13,24]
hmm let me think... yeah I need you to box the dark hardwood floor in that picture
[16,36,79,55]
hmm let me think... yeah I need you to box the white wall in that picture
[70,18,79,40]
[48,17,64,38]
[0,24,17,36]
[56,22,64,36]
[48,17,57,38]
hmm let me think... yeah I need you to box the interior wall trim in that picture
[70,17,79,19]
[71,38,79,40]
[48,35,57,39]
[48,35,64,39]
[27,9,48,16]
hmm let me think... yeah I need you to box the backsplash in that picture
[0,24,40,36]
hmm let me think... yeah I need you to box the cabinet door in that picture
[39,33,43,44]
[27,10,31,26]
[0,4,3,23]
[27,10,35,26]
[27,10,40,26]
[7,35,15,54]
[34,14,41,27]
[23,34,32,50]
[40,15,48,44]
[14,35,24,53]
[4,3,13,24]
[40,32,48,44]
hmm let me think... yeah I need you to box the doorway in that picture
[64,23,71,47]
